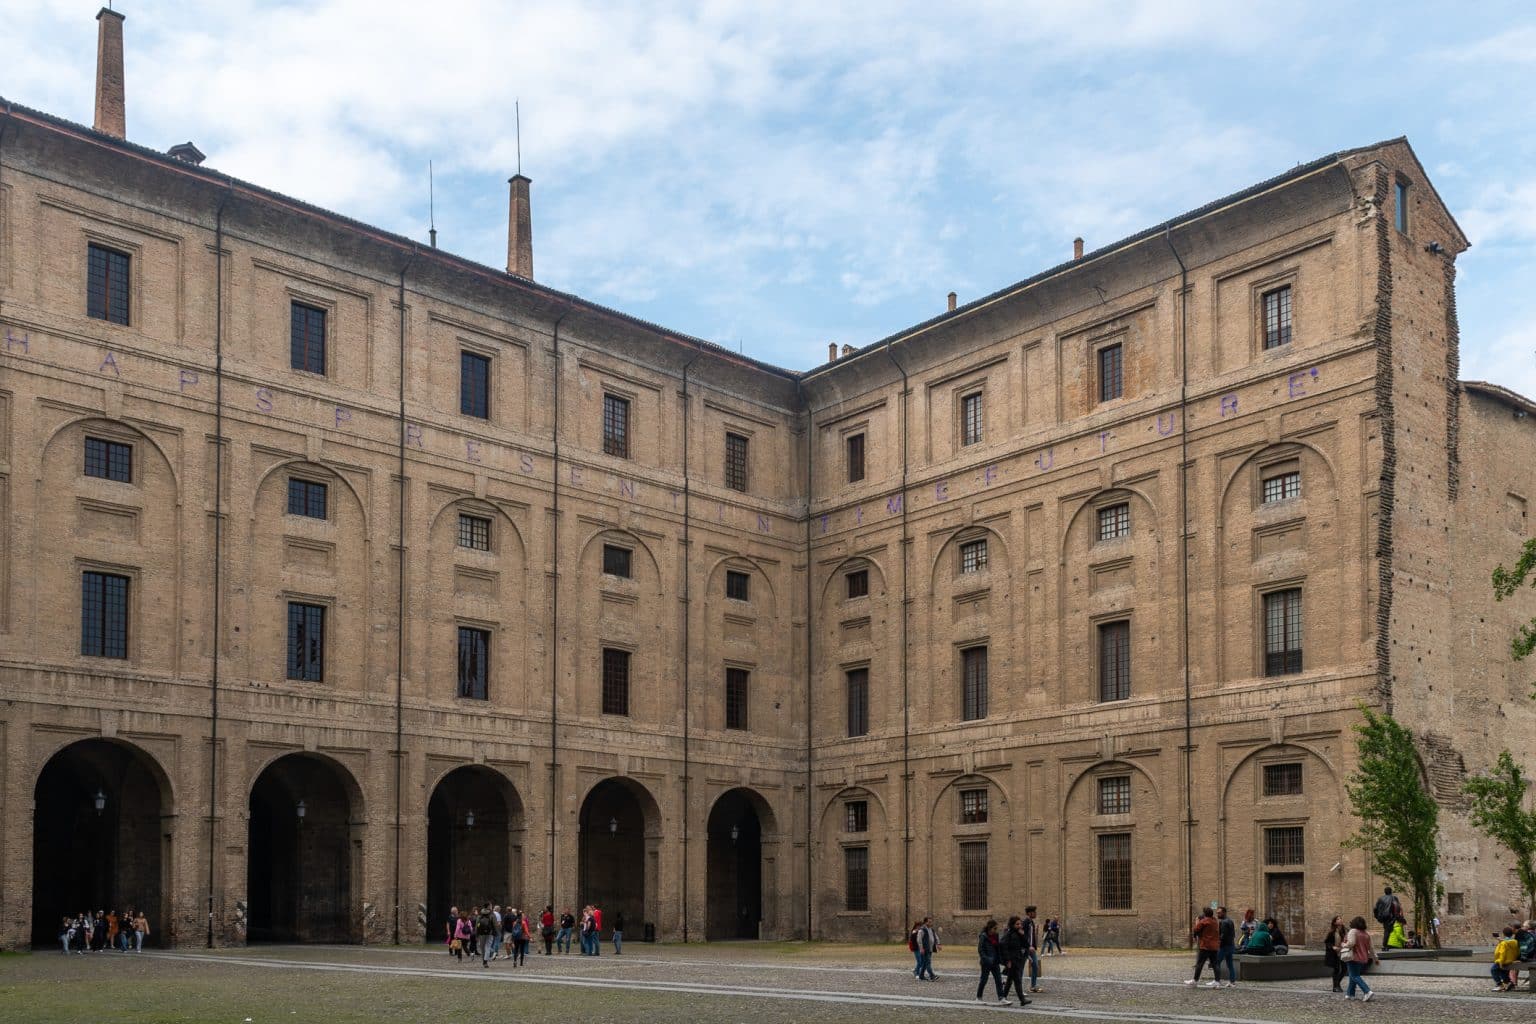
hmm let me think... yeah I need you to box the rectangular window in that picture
[290,301,327,374]
[846,433,866,483]
[84,437,133,482]
[1099,620,1131,702]
[960,789,989,825]
[1446,892,1465,917]
[961,392,984,447]
[80,571,129,659]
[286,478,328,519]
[962,646,988,721]
[457,514,491,551]
[86,243,130,325]
[1262,286,1292,350]
[959,538,988,574]
[286,602,325,682]
[601,648,630,716]
[602,544,632,579]
[1262,470,1301,504]
[457,626,490,700]
[1098,343,1123,402]
[846,569,869,600]
[602,394,630,459]
[844,847,870,912]
[845,800,868,833]
[1097,776,1132,815]
[725,570,750,601]
[959,841,989,910]
[725,667,750,730]
[846,667,870,738]
[1264,589,1303,676]
[1395,181,1409,234]
[1262,762,1304,797]
[725,432,749,492]
[1097,502,1130,542]
[1098,833,1133,910]
[1264,826,1305,865]
[460,350,491,419]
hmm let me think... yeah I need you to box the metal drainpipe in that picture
[883,339,910,929]
[680,342,703,942]
[799,379,815,940]
[207,181,233,949]
[393,246,419,945]
[1164,226,1195,926]
[548,304,573,912]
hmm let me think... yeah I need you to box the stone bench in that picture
[1236,947,1531,991]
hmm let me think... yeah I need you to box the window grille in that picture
[81,571,129,659]
[726,570,750,601]
[458,514,491,551]
[1098,775,1132,815]
[847,433,866,483]
[846,569,869,599]
[1262,470,1301,503]
[457,627,489,700]
[725,432,749,492]
[846,667,869,737]
[1263,762,1304,797]
[287,478,328,519]
[1262,286,1293,350]
[1097,502,1130,542]
[959,841,989,910]
[960,538,988,574]
[601,648,630,715]
[962,646,988,721]
[290,302,327,374]
[87,244,130,325]
[603,394,630,458]
[1265,826,1305,865]
[460,351,490,418]
[960,789,989,824]
[84,437,133,482]
[1098,343,1123,402]
[961,392,984,446]
[844,847,870,911]
[1098,833,1133,909]
[602,544,632,579]
[286,602,325,681]
[845,800,868,833]
[1099,621,1131,701]
[1264,589,1303,676]
[725,667,750,730]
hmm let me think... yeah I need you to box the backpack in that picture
[907,929,918,952]
[1372,894,1394,924]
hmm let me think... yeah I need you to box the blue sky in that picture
[4,1,1534,388]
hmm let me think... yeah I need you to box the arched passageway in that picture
[31,739,170,947]
[578,777,659,941]
[426,766,522,939]
[247,754,361,943]
[706,788,770,940]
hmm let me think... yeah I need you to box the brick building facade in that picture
[1,10,1533,950]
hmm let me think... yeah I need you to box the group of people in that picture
[444,903,625,966]
[956,907,1059,1007]
[1491,920,1536,992]
[57,908,150,953]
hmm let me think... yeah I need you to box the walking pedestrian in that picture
[451,912,472,962]
[477,908,495,967]
[1185,907,1221,988]
[999,916,1031,1006]
[445,905,459,956]
[541,906,556,955]
[1372,886,1401,949]
[613,910,625,955]
[132,910,149,951]
[975,919,1007,1003]
[907,920,922,976]
[1324,915,1348,993]
[1042,916,1063,956]
[1215,906,1237,987]
[914,917,940,981]
[591,904,604,957]
[1342,915,1378,1001]
[1022,906,1044,994]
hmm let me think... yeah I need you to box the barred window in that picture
[286,602,325,682]
[1262,470,1301,504]
[87,244,130,325]
[287,478,328,519]
[458,514,491,551]
[84,437,133,482]
[1265,826,1305,865]
[725,570,750,601]
[845,800,868,833]
[1264,589,1303,677]
[81,571,129,659]
[960,788,989,825]
[725,432,749,492]
[601,648,630,716]
[1098,776,1131,815]
[290,301,327,374]
[846,667,870,737]
[1263,762,1304,797]
[961,646,988,721]
[959,841,989,910]
[602,544,632,579]
[844,847,870,912]
[1099,620,1131,702]
[846,569,869,600]
[725,667,750,730]
[1098,343,1123,402]
[959,538,988,574]
[1262,286,1292,349]
[1097,502,1130,542]
[961,392,984,447]
[460,351,490,419]
[457,626,490,700]
[602,394,630,459]
[846,433,866,483]
[1098,833,1132,910]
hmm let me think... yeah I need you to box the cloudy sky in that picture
[4,1,1534,387]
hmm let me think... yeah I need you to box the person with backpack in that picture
[1372,886,1401,948]
[1042,917,1063,956]
[476,908,495,966]
[1342,915,1379,1001]
[907,920,922,976]
[1184,907,1221,988]
[998,916,1032,1006]
[451,912,472,962]
[913,917,940,981]
[975,919,1007,1003]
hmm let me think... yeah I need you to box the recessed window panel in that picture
[602,544,632,579]
[960,788,989,825]
[603,394,630,459]
[286,602,325,682]
[458,513,491,551]
[725,432,749,492]
[1098,775,1131,815]
[87,244,130,325]
[959,539,988,574]
[457,626,490,700]
[84,437,133,482]
[1263,286,1293,350]
[290,301,327,374]
[287,478,328,519]
[725,570,750,601]
[1097,502,1130,542]
[81,571,129,659]
[1098,343,1123,402]
[460,351,491,419]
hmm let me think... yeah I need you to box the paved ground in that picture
[1,942,1532,1023]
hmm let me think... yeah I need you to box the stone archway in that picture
[246,754,362,943]
[426,766,523,940]
[31,739,171,947]
[578,777,660,942]
[706,788,773,940]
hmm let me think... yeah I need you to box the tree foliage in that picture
[1464,749,1536,919]
[1344,706,1440,930]
[1492,537,1536,685]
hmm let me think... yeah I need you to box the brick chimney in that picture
[828,342,838,362]
[94,8,126,139]
[506,174,533,279]
[947,291,957,312]
[1073,237,1084,260]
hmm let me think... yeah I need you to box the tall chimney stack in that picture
[828,342,838,362]
[506,174,533,279]
[947,291,957,312]
[1073,237,1084,260]
[94,8,126,139]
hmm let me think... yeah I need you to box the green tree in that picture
[1344,706,1440,931]
[1464,749,1536,919]
[1492,537,1536,685]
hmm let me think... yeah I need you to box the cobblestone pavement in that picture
[5,943,1534,1023]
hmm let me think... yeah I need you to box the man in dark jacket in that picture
[1022,907,1044,993]
[1185,908,1220,987]
[1372,887,1400,948]
[999,916,1032,1007]
[975,920,1006,1003]
[1216,906,1238,987]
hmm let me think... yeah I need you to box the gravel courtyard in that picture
[1,942,1532,1023]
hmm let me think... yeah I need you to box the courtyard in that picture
[1,942,1532,1024]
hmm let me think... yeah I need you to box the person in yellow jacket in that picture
[1386,916,1408,949]
[1492,927,1520,992]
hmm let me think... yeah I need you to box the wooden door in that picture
[1266,872,1306,946]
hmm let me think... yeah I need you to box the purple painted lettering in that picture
[855,506,864,525]
[887,494,903,515]
[4,329,28,353]
[570,465,582,485]
[1220,394,1238,416]
[520,453,535,475]
[333,405,351,428]
[717,503,727,523]
[1099,430,1113,452]
[757,514,771,533]
[99,351,120,376]
[619,478,637,500]
[1036,448,1054,471]
[1287,372,1309,399]
[405,423,424,448]
[935,480,949,502]
[179,369,199,392]
[255,387,274,413]
[820,514,830,535]
[1157,412,1176,436]
[465,439,482,463]
[670,491,681,510]
[983,465,998,486]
